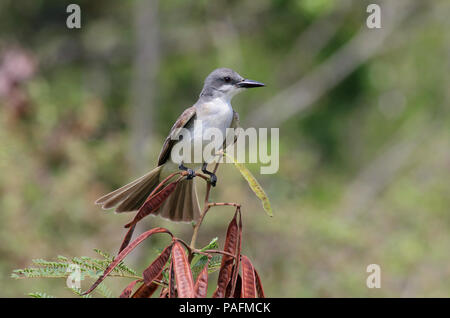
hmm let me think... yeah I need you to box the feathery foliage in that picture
[12,248,139,298]
[28,292,55,298]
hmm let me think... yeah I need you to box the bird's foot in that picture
[201,163,217,187]
[186,169,196,180]
[209,174,217,187]
[179,164,196,180]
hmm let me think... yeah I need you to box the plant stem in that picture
[208,202,241,208]
[189,162,220,255]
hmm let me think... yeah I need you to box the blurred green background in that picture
[1,0,449,297]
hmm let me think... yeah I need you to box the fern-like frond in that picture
[96,282,114,298]
[12,249,140,283]
[70,287,93,298]
[28,292,55,298]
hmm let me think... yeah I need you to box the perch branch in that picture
[189,162,220,253]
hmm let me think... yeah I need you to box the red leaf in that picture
[168,260,176,298]
[143,244,172,286]
[226,268,242,298]
[125,181,179,228]
[254,268,265,298]
[241,255,256,298]
[171,241,195,298]
[118,224,136,253]
[194,260,209,298]
[132,280,160,298]
[119,279,141,298]
[213,210,239,298]
[82,227,172,295]
[233,274,242,298]
[230,207,242,297]
[225,265,235,298]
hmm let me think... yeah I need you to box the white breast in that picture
[195,97,234,139]
[172,98,233,165]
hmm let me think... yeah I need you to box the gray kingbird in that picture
[95,68,265,222]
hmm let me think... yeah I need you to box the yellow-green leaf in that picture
[224,153,273,217]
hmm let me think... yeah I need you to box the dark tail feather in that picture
[158,179,201,222]
[95,166,162,213]
[95,166,201,222]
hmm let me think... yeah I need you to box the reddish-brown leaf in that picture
[119,279,141,298]
[194,260,209,298]
[82,227,172,295]
[132,280,160,298]
[254,268,265,298]
[143,244,172,286]
[212,211,239,298]
[230,207,242,297]
[233,274,242,298]
[118,224,136,253]
[171,241,195,298]
[241,255,256,298]
[226,267,243,298]
[225,264,235,298]
[168,260,176,298]
[125,181,179,228]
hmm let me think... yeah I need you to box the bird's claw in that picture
[210,174,217,187]
[201,163,217,187]
[186,169,196,180]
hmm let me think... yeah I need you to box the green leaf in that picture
[96,283,114,298]
[70,287,93,298]
[207,254,222,274]
[201,237,219,251]
[224,152,273,217]
[12,249,138,283]
[28,292,55,298]
[191,237,221,277]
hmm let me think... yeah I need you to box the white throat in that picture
[219,85,244,103]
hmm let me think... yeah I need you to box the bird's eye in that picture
[224,76,231,83]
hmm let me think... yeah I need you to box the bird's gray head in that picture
[200,68,264,101]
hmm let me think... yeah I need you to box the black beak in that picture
[237,79,265,88]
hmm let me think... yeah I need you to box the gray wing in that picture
[157,106,197,166]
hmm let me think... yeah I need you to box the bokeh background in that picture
[1,0,449,297]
